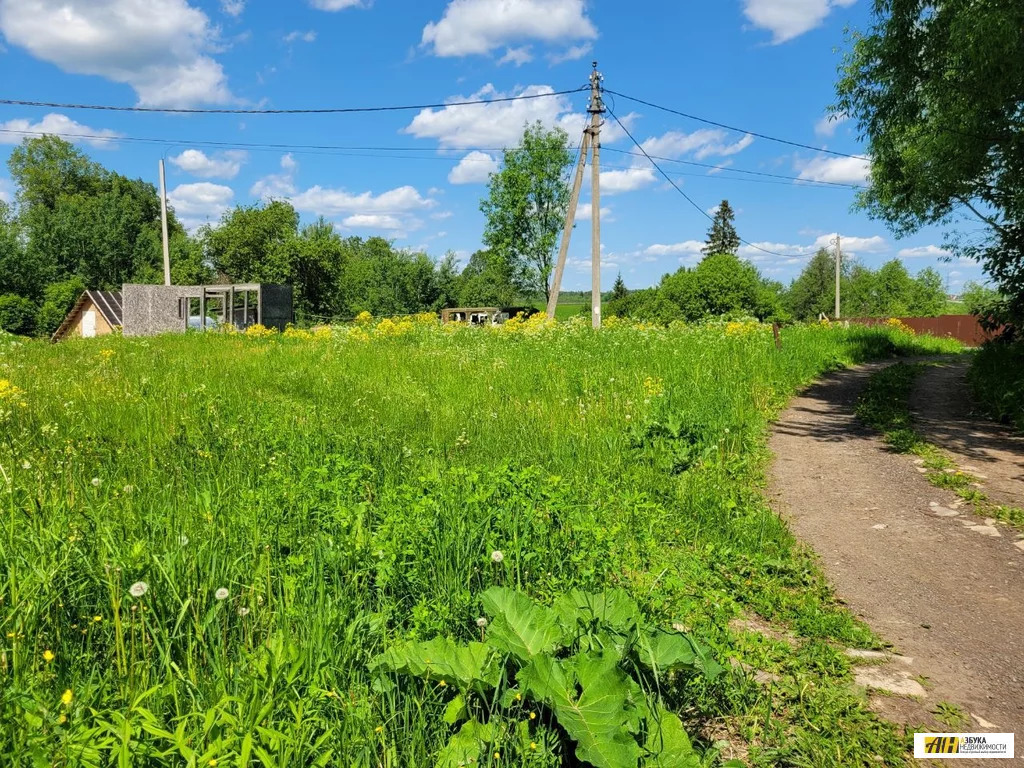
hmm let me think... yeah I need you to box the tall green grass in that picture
[0,321,959,766]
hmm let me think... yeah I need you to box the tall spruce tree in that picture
[702,200,740,256]
[611,272,628,301]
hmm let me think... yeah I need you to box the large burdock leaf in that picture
[435,718,493,768]
[636,628,725,680]
[518,650,642,768]
[643,706,700,767]
[371,637,500,691]
[554,589,641,635]
[481,587,566,661]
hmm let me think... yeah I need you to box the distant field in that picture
[0,319,959,766]
[529,301,587,321]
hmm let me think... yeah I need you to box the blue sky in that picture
[0,0,985,293]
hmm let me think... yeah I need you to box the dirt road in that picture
[768,361,1024,757]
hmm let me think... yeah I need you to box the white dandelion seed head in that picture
[91,477,101,487]
[476,617,488,628]
[178,534,189,547]
[214,587,229,601]
[237,607,250,617]
[490,550,504,563]
[129,581,148,598]
[21,461,30,470]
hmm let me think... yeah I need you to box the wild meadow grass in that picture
[0,318,960,766]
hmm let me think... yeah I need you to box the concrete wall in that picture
[122,285,186,337]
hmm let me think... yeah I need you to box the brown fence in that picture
[849,315,994,346]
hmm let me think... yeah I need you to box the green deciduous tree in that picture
[702,200,740,256]
[836,0,1024,327]
[786,249,842,319]
[481,122,572,302]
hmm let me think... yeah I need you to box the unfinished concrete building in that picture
[53,284,293,340]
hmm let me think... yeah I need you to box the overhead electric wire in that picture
[0,87,586,115]
[606,89,863,160]
[0,127,862,190]
[606,105,810,259]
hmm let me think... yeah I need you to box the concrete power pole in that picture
[589,62,604,330]
[546,62,605,326]
[159,159,172,286]
[834,233,842,319]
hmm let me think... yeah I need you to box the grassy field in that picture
[0,318,960,767]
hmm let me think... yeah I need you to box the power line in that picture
[606,89,863,160]
[0,88,586,115]
[606,105,809,259]
[0,127,862,190]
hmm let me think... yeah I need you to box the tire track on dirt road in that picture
[768,360,1024,761]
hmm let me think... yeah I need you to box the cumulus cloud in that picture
[343,214,406,230]
[220,0,244,16]
[743,0,858,44]
[0,178,12,203]
[169,149,247,179]
[284,30,317,43]
[405,83,609,149]
[898,245,952,259]
[0,0,233,107]
[250,154,298,198]
[309,0,367,9]
[0,113,122,147]
[422,0,597,57]
[448,151,499,184]
[575,202,611,221]
[641,129,755,161]
[598,167,657,194]
[738,232,888,263]
[643,241,705,259]
[497,46,533,66]
[291,185,436,217]
[168,182,233,231]
[547,42,592,65]
[814,112,850,137]
[796,154,871,185]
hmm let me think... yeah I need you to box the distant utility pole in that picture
[159,158,171,286]
[547,61,605,328]
[833,233,842,319]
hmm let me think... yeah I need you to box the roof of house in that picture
[51,290,124,342]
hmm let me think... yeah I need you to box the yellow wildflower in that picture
[530,742,537,750]
[93,616,102,623]
[43,649,55,663]
[61,689,73,706]
[58,714,67,724]
[529,711,536,720]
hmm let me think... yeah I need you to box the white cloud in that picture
[599,166,657,194]
[448,151,499,184]
[220,0,244,16]
[497,46,533,66]
[169,149,247,179]
[292,185,436,216]
[743,0,858,44]
[343,214,406,230]
[738,232,888,263]
[547,42,591,65]
[898,245,952,259]
[284,30,317,43]
[0,113,122,147]
[813,233,887,253]
[796,154,871,184]
[309,0,366,8]
[576,202,611,221]
[168,182,233,231]
[405,83,572,149]
[422,0,597,57]
[250,153,298,198]
[640,129,754,161]
[0,0,233,107]
[815,112,850,137]
[643,241,705,259]
[0,178,12,203]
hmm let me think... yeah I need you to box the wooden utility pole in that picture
[159,158,171,286]
[589,62,604,329]
[834,233,842,319]
[546,61,605,325]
